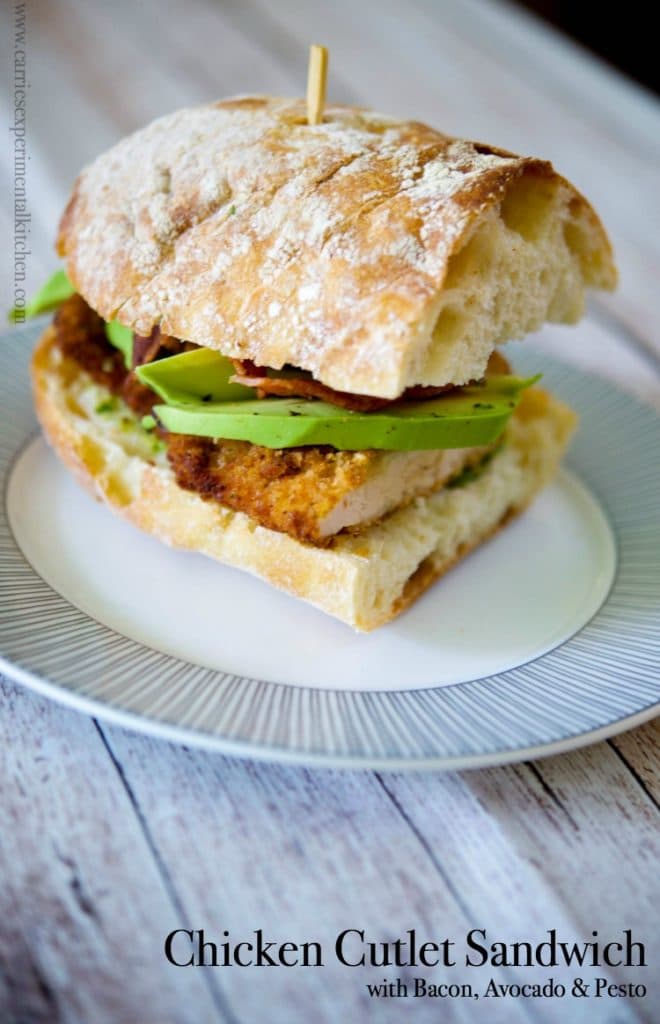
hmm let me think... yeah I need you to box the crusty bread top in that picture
[57,96,616,397]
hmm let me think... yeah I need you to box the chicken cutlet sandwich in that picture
[28,94,616,630]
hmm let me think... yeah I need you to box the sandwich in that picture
[27,95,616,630]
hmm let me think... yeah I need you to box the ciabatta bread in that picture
[32,326,576,630]
[56,97,615,399]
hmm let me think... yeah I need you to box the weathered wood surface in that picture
[0,682,221,1024]
[2,683,658,1024]
[0,0,658,1021]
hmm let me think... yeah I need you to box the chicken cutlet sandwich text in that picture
[28,94,616,630]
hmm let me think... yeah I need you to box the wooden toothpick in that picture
[306,44,328,125]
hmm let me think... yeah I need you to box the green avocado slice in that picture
[104,320,133,368]
[10,267,134,366]
[9,267,75,322]
[151,385,533,450]
[137,348,255,403]
[137,348,539,451]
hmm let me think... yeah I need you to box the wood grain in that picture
[611,720,660,807]
[0,681,223,1024]
[377,749,660,1022]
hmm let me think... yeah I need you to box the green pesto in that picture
[446,446,502,488]
[94,397,118,414]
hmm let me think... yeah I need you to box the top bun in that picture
[57,96,616,398]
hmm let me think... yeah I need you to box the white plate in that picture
[1,326,659,768]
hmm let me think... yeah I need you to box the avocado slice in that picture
[11,267,134,366]
[9,267,75,322]
[137,347,538,451]
[104,320,133,368]
[137,347,255,403]
[151,385,533,450]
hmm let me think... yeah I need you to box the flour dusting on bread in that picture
[57,97,616,398]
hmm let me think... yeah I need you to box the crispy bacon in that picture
[132,328,166,368]
[53,296,197,417]
[132,327,197,368]
[230,359,455,412]
[55,294,511,421]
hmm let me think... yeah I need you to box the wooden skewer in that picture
[306,44,328,125]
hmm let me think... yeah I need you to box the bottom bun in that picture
[31,327,576,631]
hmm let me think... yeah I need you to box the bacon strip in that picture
[132,327,198,368]
[230,360,455,412]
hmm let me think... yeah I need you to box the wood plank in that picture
[529,745,659,1023]
[100,722,534,1024]
[1,0,307,196]
[0,681,222,1023]
[379,745,659,1020]
[419,0,660,163]
[610,719,660,807]
[534,318,660,408]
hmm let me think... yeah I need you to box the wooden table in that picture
[1,2,658,1021]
